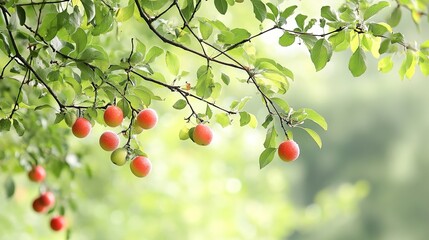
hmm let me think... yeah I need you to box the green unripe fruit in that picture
[110,148,128,166]
[188,127,196,142]
[179,127,190,140]
[235,0,244,3]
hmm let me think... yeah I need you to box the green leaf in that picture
[387,7,402,27]
[378,56,393,73]
[271,97,290,113]
[310,39,330,71]
[399,51,416,79]
[421,40,429,50]
[0,32,11,55]
[264,127,277,148]
[391,32,404,44]
[259,148,276,169]
[71,28,87,54]
[221,73,230,85]
[303,108,327,130]
[266,3,278,17]
[368,23,390,36]
[81,0,96,22]
[348,47,366,77]
[302,127,322,148]
[79,46,107,62]
[173,99,187,110]
[91,5,113,36]
[199,20,213,40]
[248,113,258,128]
[181,0,195,21]
[165,51,180,75]
[130,52,144,65]
[321,6,338,21]
[13,119,25,136]
[116,2,135,22]
[378,38,390,54]
[206,105,213,119]
[214,0,228,14]
[280,5,297,20]
[16,6,26,25]
[218,28,251,44]
[0,118,11,132]
[419,56,429,76]
[251,0,267,22]
[278,32,295,47]
[4,176,15,199]
[295,14,307,30]
[329,31,346,50]
[234,96,251,111]
[262,114,273,128]
[364,1,390,20]
[144,46,163,63]
[196,66,214,99]
[239,111,251,126]
[215,113,230,127]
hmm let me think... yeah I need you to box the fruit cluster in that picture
[69,105,220,178]
[71,106,157,177]
[28,165,66,232]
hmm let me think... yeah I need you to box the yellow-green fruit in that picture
[110,148,128,166]
[179,127,190,140]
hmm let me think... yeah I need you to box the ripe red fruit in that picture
[28,165,46,182]
[32,197,46,213]
[104,105,123,127]
[136,108,158,129]
[99,131,119,151]
[39,191,55,207]
[130,156,152,178]
[72,117,91,138]
[278,140,300,162]
[193,124,213,146]
[50,216,66,231]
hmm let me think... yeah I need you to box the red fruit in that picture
[72,117,91,138]
[130,156,152,178]
[193,124,213,146]
[50,216,66,231]
[39,192,55,207]
[136,108,158,129]
[104,105,123,127]
[278,140,300,162]
[32,197,46,213]
[99,131,119,151]
[28,165,46,182]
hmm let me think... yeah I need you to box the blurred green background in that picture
[1,1,429,239]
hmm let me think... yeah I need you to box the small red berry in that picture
[278,140,300,162]
[99,131,120,151]
[50,216,66,231]
[28,165,46,182]
[136,108,158,130]
[193,124,213,146]
[32,197,46,213]
[130,156,152,178]
[72,117,91,138]
[39,191,55,207]
[104,105,124,127]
